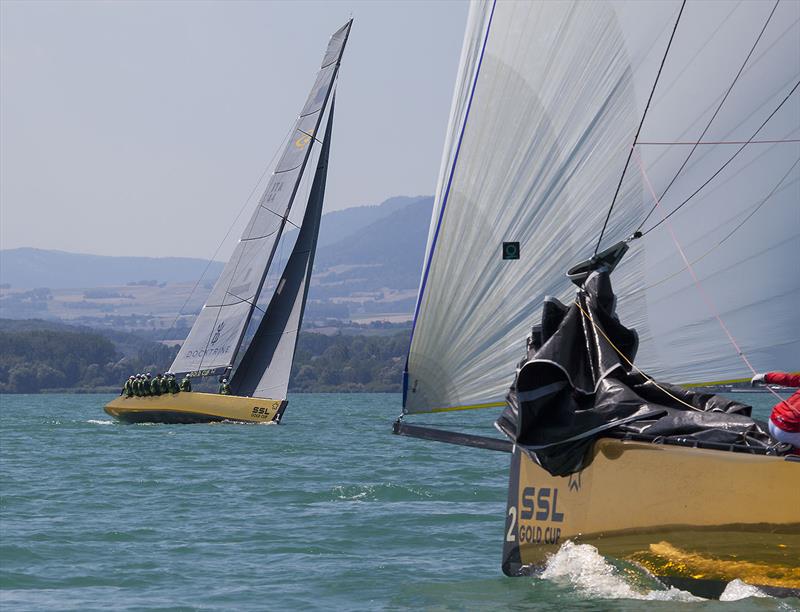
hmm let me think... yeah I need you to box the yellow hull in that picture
[503,439,800,597]
[104,392,286,424]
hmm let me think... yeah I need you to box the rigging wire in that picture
[158,123,297,346]
[641,78,800,237]
[573,300,700,412]
[632,148,790,409]
[644,156,799,291]
[593,0,686,256]
[635,0,781,233]
[637,138,799,145]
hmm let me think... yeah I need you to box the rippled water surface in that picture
[1,392,795,611]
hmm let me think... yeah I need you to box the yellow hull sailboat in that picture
[104,392,285,424]
[504,440,800,597]
[394,0,800,599]
[104,20,352,425]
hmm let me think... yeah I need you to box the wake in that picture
[540,541,770,602]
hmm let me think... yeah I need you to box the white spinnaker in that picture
[404,0,800,414]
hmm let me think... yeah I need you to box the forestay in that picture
[171,20,352,377]
[404,0,799,414]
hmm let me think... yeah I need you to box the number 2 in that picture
[506,506,517,542]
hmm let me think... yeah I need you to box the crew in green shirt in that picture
[122,376,134,397]
[167,373,179,394]
[219,378,231,395]
[142,373,152,396]
[150,374,162,396]
[179,375,192,392]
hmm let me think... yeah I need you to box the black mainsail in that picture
[231,98,334,399]
[170,20,351,384]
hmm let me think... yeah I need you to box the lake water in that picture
[1,392,795,611]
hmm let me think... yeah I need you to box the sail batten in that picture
[404,1,800,415]
[231,97,335,399]
[171,21,352,378]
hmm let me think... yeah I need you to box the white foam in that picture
[719,579,769,601]
[540,541,702,602]
[86,419,114,425]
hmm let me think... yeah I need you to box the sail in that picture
[404,1,799,414]
[171,20,352,377]
[230,98,334,399]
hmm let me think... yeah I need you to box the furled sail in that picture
[231,98,334,399]
[171,20,352,377]
[404,1,799,414]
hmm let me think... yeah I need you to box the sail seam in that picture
[404,0,498,408]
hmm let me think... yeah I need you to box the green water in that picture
[0,393,794,611]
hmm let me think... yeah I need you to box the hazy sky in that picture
[1,0,468,259]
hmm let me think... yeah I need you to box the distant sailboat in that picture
[395,0,799,598]
[105,20,352,424]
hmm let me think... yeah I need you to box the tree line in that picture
[0,325,408,394]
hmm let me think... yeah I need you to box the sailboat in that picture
[105,20,352,424]
[394,0,799,598]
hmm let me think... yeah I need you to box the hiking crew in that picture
[219,378,231,395]
[122,376,134,397]
[180,375,192,392]
[151,374,162,396]
[142,373,153,396]
[133,375,143,397]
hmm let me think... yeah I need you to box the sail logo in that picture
[211,322,225,345]
[502,242,520,260]
[294,133,311,149]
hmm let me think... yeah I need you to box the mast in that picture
[171,20,352,378]
[230,97,335,399]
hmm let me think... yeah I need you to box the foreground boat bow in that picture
[503,440,800,598]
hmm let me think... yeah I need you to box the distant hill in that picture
[0,248,226,289]
[314,196,433,290]
[1,195,433,291]
[293,195,431,249]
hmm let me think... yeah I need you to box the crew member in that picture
[219,378,231,395]
[167,373,179,394]
[180,375,192,392]
[751,371,800,449]
[160,372,170,395]
[121,376,134,397]
[151,373,162,396]
[133,375,143,397]
[143,373,153,397]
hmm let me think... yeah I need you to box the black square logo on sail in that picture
[503,241,520,260]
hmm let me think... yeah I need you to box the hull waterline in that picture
[502,438,800,598]
[104,393,286,424]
